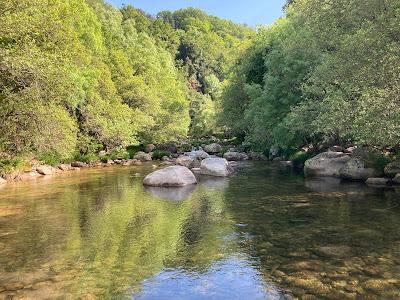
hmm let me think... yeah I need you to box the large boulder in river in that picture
[200,158,233,177]
[134,151,152,162]
[339,158,380,181]
[223,151,249,161]
[204,143,222,154]
[304,152,351,177]
[143,166,197,187]
[384,161,400,177]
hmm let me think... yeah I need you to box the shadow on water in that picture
[0,163,399,299]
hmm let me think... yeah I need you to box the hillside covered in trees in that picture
[1,0,399,171]
[220,0,400,152]
[0,0,253,165]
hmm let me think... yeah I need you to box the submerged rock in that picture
[366,178,390,186]
[223,151,249,161]
[143,166,197,187]
[313,246,352,258]
[340,158,380,181]
[200,157,233,177]
[304,152,350,177]
[204,143,222,154]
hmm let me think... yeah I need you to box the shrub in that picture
[288,151,313,166]
[74,153,99,163]
[152,150,172,160]
[126,145,145,158]
[180,143,192,153]
[364,153,391,173]
[0,158,29,176]
[37,153,61,166]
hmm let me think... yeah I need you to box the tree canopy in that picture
[0,1,253,159]
[219,0,400,151]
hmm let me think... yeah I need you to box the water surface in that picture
[0,163,400,299]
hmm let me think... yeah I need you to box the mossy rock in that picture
[384,161,400,177]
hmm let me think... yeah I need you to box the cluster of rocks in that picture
[144,157,234,187]
[0,158,146,185]
[303,148,400,186]
[143,142,254,187]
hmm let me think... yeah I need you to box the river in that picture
[0,162,399,299]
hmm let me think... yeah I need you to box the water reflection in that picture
[134,256,283,300]
[0,163,399,299]
[198,176,230,190]
[145,185,197,201]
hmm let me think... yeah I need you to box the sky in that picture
[106,0,286,27]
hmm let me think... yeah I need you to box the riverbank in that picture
[2,141,400,189]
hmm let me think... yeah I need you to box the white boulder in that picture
[200,158,233,177]
[143,166,197,187]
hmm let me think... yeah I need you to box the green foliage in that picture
[179,143,192,153]
[126,145,145,158]
[219,0,400,151]
[152,150,172,160]
[74,152,99,163]
[3,1,254,162]
[355,150,391,174]
[189,92,217,138]
[0,158,29,176]
[288,151,313,166]
[37,153,62,167]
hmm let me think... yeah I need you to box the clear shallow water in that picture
[0,163,400,299]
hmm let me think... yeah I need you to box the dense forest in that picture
[0,0,253,166]
[1,0,399,171]
[220,0,400,152]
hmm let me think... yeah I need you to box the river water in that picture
[0,162,399,299]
